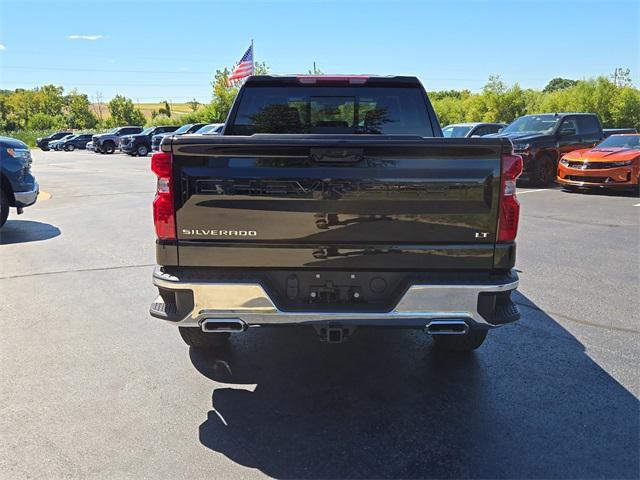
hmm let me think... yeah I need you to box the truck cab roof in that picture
[244,74,423,87]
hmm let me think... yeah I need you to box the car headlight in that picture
[611,160,633,167]
[559,158,570,166]
[7,147,32,165]
[513,143,530,152]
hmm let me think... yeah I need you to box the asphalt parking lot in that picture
[1,149,638,479]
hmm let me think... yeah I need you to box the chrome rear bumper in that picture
[150,267,519,329]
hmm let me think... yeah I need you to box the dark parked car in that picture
[120,126,179,156]
[442,122,505,138]
[151,123,207,151]
[0,136,38,228]
[92,126,144,154]
[58,133,93,151]
[486,113,604,186]
[35,131,72,151]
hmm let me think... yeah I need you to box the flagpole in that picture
[251,39,255,74]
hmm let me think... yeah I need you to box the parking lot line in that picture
[517,188,550,194]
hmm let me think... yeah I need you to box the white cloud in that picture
[68,34,103,41]
[0,44,6,50]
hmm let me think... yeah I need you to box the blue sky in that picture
[0,0,638,103]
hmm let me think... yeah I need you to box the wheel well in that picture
[0,173,16,206]
[537,150,557,162]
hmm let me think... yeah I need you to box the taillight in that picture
[498,154,523,243]
[151,152,175,240]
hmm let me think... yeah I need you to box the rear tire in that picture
[136,144,149,157]
[178,327,230,348]
[103,141,115,154]
[532,154,555,187]
[432,330,487,352]
[0,190,9,228]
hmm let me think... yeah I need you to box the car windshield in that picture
[195,124,218,134]
[596,135,640,149]
[107,128,119,134]
[141,127,154,135]
[502,115,559,134]
[60,135,74,141]
[442,125,472,138]
[173,124,192,134]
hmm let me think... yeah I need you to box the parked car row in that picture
[111,123,224,156]
[50,133,93,151]
[37,123,225,157]
[443,113,638,190]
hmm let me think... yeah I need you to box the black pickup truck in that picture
[149,75,522,352]
[487,113,604,186]
[120,125,179,157]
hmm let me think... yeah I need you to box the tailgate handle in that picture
[310,148,364,163]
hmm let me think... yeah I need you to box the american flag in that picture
[227,44,254,86]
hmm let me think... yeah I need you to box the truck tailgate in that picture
[169,135,509,270]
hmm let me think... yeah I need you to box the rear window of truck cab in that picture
[228,86,434,136]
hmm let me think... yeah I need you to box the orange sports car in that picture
[557,134,640,193]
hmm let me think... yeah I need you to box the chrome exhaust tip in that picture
[201,318,247,333]
[425,320,469,335]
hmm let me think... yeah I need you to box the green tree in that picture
[610,86,640,128]
[36,84,65,116]
[65,90,98,129]
[6,89,40,127]
[107,94,145,126]
[543,78,578,93]
[27,112,65,130]
[187,98,200,112]
[208,61,270,122]
[158,100,171,117]
[0,92,15,130]
[149,114,174,127]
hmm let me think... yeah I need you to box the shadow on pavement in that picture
[190,294,638,479]
[0,220,61,245]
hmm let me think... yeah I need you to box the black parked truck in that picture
[151,123,207,151]
[120,125,179,157]
[487,113,604,186]
[149,75,523,352]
